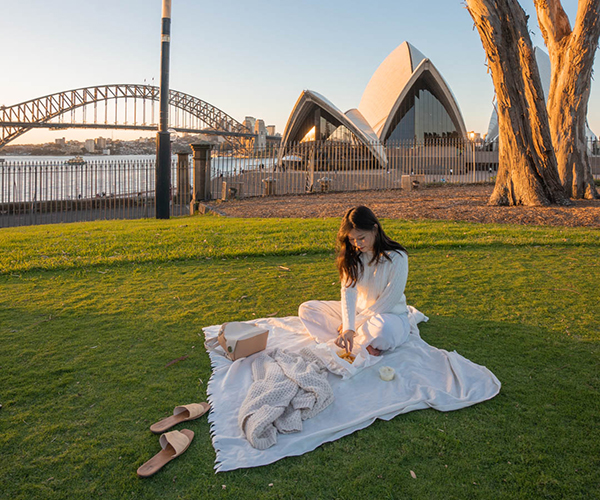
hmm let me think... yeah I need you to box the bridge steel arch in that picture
[0,84,251,149]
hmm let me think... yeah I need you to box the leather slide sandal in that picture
[137,429,194,478]
[150,402,210,434]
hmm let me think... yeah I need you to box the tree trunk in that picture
[534,0,600,199]
[466,0,570,206]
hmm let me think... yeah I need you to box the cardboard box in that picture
[217,322,269,361]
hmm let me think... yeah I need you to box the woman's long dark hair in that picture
[336,206,407,287]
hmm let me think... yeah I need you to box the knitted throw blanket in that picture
[238,348,334,450]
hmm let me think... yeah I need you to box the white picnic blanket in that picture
[203,311,501,472]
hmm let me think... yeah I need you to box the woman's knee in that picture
[298,300,320,319]
[363,314,409,351]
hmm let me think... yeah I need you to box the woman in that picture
[299,206,410,356]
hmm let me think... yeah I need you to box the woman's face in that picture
[348,227,376,253]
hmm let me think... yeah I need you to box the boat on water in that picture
[65,156,87,165]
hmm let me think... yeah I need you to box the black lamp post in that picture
[156,0,172,219]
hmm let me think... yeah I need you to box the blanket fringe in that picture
[203,327,227,473]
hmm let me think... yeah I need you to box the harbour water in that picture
[0,154,276,203]
[0,154,156,163]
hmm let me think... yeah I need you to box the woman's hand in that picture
[335,330,355,353]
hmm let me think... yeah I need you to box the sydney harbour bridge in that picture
[0,84,275,151]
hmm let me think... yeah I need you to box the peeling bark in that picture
[534,0,600,199]
[466,0,570,206]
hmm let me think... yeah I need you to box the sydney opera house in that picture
[278,41,468,169]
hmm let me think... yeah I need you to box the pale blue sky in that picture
[1,0,597,144]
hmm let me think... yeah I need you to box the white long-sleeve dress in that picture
[299,250,411,352]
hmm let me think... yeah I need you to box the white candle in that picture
[379,366,395,381]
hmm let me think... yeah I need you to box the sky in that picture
[1,0,598,145]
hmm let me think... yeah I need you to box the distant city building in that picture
[266,125,276,136]
[55,137,66,146]
[278,41,467,168]
[243,116,256,134]
[95,137,107,149]
[84,139,95,153]
[254,119,267,150]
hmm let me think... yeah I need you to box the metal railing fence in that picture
[1,137,599,228]
[211,136,600,198]
[0,157,190,227]
[211,137,503,201]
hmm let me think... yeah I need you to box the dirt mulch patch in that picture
[209,184,600,228]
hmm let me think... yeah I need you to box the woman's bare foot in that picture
[366,345,382,356]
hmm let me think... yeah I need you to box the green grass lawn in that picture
[1,215,599,499]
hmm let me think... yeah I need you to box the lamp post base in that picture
[156,131,171,219]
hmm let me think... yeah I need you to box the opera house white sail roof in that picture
[358,42,427,137]
[279,90,387,166]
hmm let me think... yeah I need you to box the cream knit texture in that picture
[341,250,408,332]
[238,348,334,450]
